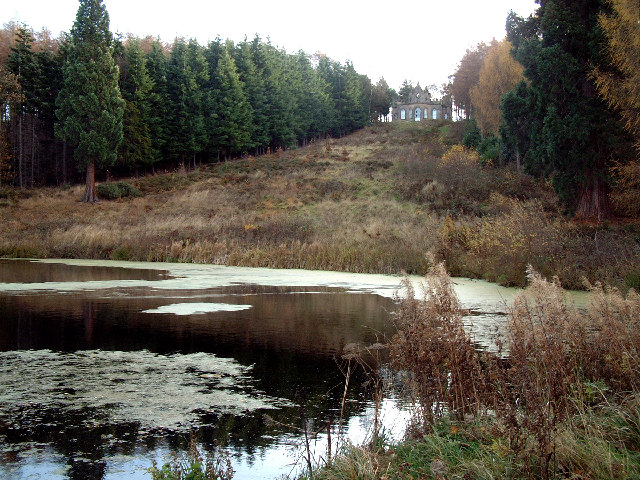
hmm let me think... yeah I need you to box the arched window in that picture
[424,108,429,119]
[414,108,421,121]
[400,109,406,120]
[432,109,438,120]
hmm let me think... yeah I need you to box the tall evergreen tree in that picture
[55,0,124,202]
[233,39,269,154]
[316,56,341,135]
[8,26,38,187]
[503,0,631,219]
[499,81,532,171]
[371,77,394,122]
[118,38,153,173]
[209,42,252,159]
[0,65,22,185]
[251,40,296,149]
[397,80,414,104]
[340,62,369,134]
[144,39,169,168]
[166,38,208,168]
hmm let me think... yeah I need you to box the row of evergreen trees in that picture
[1,20,391,188]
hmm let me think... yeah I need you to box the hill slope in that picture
[1,122,638,290]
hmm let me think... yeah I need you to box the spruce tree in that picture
[233,40,268,155]
[144,39,169,168]
[55,0,124,202]
[210,42,252,159]
[118,38,153,173]
[166,38,208,168]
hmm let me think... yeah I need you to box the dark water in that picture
[0,259,398,479]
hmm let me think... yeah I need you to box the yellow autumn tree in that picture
[470,40,524,136]
[594,0,640,150]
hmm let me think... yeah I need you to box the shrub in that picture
[387,265,640,479]
[439,144,479,167]
[461,119,481,149]
[390,263,487,430]
[477,134,502,165]
[97,181,142,200]
[500,269,588,474]
[464,198,564,286]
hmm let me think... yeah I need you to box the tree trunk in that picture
[575,174,611,221]
[18,111,23,188]
[62,142,67,185]
[83,161,98,203]
[31,117,35,188]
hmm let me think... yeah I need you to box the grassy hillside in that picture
[1,121,638,290]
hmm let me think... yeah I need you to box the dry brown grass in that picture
[1,122,639,289]
[0,123,439,275]
[387,265,640,480]
[390,263,488,429]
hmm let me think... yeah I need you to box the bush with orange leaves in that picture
[438,144,479,167]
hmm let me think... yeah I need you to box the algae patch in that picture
[0,350,287,430]
[142,303,252,315]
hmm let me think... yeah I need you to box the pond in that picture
[0,259,518,480]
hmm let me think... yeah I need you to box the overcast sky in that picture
[2,0,537,94]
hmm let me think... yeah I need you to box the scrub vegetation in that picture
[303,264,640,479]
[0,121,638,292]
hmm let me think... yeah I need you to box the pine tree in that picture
[341,62,369,134]
[499,81,531,171]
[251,40,296,149]
[55,0,124,202]
[0,65,23,185]
[397,80,413,104]
[316,56,340,136]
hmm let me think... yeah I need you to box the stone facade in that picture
[391,85,451,122]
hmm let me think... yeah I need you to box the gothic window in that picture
[400,109,406,120]
[415,108,421,121]
[432,109,438,119]
[424,108,429,119]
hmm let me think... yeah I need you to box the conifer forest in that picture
[0,13,391,190]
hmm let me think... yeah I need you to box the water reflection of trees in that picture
[0,259,169,284]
